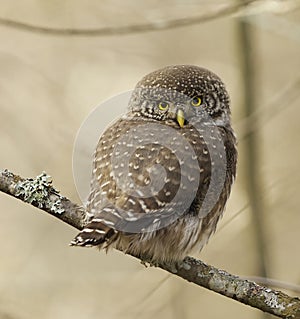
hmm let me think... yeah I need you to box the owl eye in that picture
[158,101,169,111]
[191,96,202,107]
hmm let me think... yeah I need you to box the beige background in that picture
[0,1,299,318]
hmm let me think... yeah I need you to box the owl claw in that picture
[70,224,116,247]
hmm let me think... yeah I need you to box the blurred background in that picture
[0,1,299,318]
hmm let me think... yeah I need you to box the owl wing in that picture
[71,117,219,246]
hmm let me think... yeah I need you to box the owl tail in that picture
[70,220,116,247]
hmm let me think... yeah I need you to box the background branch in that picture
[0,169,299,318]
[237,0,270,294]
[0,1,258,37]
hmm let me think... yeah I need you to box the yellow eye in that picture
[191,96,202,107]
[158,101,169,111]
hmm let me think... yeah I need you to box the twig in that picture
[0,1,257,37]
[245,276,300,295]
[0,169,86,230]
[237,3,269,281]
[237,78,300,140]
[0,169,300,318]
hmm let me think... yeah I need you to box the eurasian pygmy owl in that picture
[71,65,237,263]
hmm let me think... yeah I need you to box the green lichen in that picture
[1,169,14,177]
[15,172,64,214]
[262,290,285,311]
[49,197,65,214]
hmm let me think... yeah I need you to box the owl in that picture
[71,65,237,263]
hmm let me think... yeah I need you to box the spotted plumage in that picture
[71,65,237,263]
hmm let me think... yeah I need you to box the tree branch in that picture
[0,169,300,318]
[0,1,257,37]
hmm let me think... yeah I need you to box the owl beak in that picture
[176,109,185,128]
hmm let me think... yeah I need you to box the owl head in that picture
[128,65,231,128]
